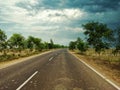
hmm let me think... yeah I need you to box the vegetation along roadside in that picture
[0,29,66,62]
[69,21,120,86]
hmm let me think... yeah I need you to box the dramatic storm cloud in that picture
[0,0,120,45]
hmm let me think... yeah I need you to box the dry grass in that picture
[0,49,49,62]
[71,49,120,86]
[77,49,120,63]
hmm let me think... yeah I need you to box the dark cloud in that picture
[40,0,120,12]
[41,0,62,9]
[74,0,120,12]
[13,0,120,29]
[1,0,120,45]
[16,0,120,13]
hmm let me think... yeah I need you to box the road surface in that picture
[0,49,119,90]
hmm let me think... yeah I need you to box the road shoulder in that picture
[69,51,120,89]
[0,50,53,69]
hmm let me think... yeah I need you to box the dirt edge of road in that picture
[0,50,53,69]
[70,51,120,88]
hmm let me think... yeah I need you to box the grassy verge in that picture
[0,49,50,62]
[71,49,120,86]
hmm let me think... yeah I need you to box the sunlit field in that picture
[85,49,120,63]
[0,49,49,62]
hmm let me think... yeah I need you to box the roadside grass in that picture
[71,49,120,85]
[0,49,49,62]
[76,49,120,65]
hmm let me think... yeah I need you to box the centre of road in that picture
[16,71,38,90]
[49,57,54,61]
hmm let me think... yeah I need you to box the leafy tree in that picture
[54,44,63,48]
[69,41,76,50]
[8,33,25,52]
[0,29,7,42]
[39,43,46,50]
[0,29,7,54]
[76,38,88,53]
[115,27,120,50]
[33,38,42,51]
[48,39,54,49]
[112,27,120,54]
[26,36,35,51]
[44,42,49,49]
[83,21,112,54]
[27,36,43,51]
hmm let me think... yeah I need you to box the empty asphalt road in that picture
[0,49,119,90]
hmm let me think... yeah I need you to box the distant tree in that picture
[26,36,35,51]
[27,36,43,51]
[48,39,54,49]
[76,37,81,43]
[33,38,42,51]
[22,39,28,49]
[83,21,112,54]
[8,33,25,52]
[113,27,120,55]
[50,39,54,44]
[76,38,88,53]
[0,29,7,54]
[44,42,49,49]
[54,44,62,48]
[39,43,46,50]
[69,41,76,50]
[115,27,120,50]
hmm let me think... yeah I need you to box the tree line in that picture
[69,21,120,55]
[0,29,66,61]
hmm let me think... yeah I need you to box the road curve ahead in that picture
[0,49,119,90]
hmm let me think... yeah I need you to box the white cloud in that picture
[0,0,86,45]
[64,27,85,32]
[0,0,24,6]
[63,9,83,18]
[0,0,85,25]
[29,0,38,6]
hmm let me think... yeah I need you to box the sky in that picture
[0,0,120,45]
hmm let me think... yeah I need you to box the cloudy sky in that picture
[0,0,120,45]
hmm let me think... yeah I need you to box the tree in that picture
[8,33,25,52]
[26,36,35,51]
[83,21,112,54]
[113,27,120,55]
[69,41,76,50]
[76,38,88,53]
[0,29,7,54]
[48,39,54,49]
[33,38,42,51]
[115,27,120,50]
[44,42,49,49]
[27,36,43,51]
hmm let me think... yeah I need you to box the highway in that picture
[0,49,119,90]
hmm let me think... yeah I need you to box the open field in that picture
[85,49,120,63]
